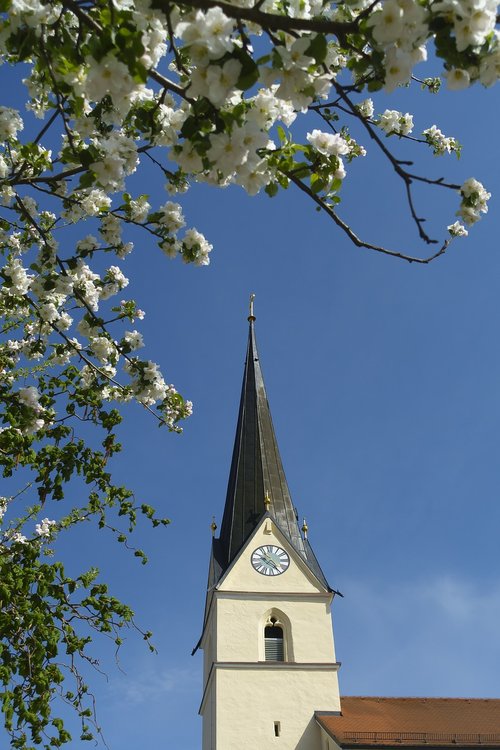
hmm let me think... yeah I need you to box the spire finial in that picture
[248,293,256,322]
[264,490,271,511]
[211,516,217,536]
[302,518,308,539]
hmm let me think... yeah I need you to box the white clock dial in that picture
[251,545,290,576]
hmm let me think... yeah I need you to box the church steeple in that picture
[198,304,341,750]
[218,310,305,567]
[214,301,330,590]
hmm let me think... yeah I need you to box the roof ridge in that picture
[340,696,500,702]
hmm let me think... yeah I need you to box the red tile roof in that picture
[316,697,500,747]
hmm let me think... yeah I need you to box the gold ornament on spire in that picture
[264,490,271,511]
[248,293,256,322]
[302,518,308,539]
[210,517,217,536]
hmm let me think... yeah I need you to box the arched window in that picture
[264,616,284,661]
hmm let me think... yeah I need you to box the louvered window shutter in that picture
[264,625,284,661]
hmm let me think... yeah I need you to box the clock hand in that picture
[262,554,280,571]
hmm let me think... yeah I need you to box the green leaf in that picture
[306,34,327,64]
[234,49,260,91]
[265,182,279,197]
[277,125,287,144]
[311,174,326,194]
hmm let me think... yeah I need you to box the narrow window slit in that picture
[274,721,281,737]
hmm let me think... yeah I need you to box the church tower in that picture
[197,306,341,749]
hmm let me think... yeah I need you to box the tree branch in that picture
[285,170,452,264]
[157,0,358,36]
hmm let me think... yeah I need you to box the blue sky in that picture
[3,56,500,749]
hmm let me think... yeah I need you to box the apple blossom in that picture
[457,178,491,225]
[445,68,471,90]
[423,125,460,156]
[378,110,414,136]
[307,129,350,156]
[35,518,57,537]
[447,221,469,237]
[356,99,375,118]
[0,106,24,140]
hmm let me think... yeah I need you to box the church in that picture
[194,308,500,749]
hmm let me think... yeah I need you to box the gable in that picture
[217,516,330,594]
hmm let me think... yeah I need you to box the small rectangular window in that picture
[274,721,281,737]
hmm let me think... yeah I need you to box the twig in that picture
[286,169,452,264]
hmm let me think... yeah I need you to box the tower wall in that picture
[204,666,339,750]
[200,521,340,750]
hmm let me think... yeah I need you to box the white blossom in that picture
[478,42,500,86]
[0,155,9,179]
[0,107,24,140]
[447,221,468,237]
[306,130,349,156]
[378,110,414,135]
[39,302,60,323]
[17,386,47,434]
[123,330,144,350]
[423,125,459,156]
[91,336,116,363]
[3,259,32,295]
[190,59,242,107]
[90,131,138,191]
[207,131,248,174]
[445,68,471,90]
[370,1,405,45]
[457,178,490,225]
[129,197,151,223]
[175,8,235,62]
[182,228,212,265]
[356,99,374,118]
[35,517,56,537]
[100,265,129,300]
[77,235,100,254]
[235,160,273,196]
[383,47,413,91]
[83,54,141,117]
[6,531,27,544]
[156,202,186,233]
[18,386,41,410]
[100,215,122,246]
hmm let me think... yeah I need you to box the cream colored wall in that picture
[218,520,325,594]
[317,723,343,750]
[201,675,215,750]
[215,666,340,749]
[215,595,336,663]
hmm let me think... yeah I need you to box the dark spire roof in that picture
[218,318,306,567]
[192,314,337,653]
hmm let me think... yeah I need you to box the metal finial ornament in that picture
[264,490,271,511]
[248,293,256,322]
[302,518,308,539]
[210,517,217,536]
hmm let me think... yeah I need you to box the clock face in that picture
[251,545,290,576]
